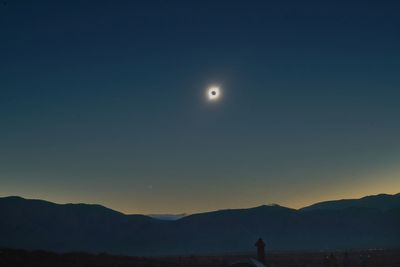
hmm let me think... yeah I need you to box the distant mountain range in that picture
[301,193,400,211]
[0,193,399,256]
[147,213,187,220]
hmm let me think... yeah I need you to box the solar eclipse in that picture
[207,86,221,101]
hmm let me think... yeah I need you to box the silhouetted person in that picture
[255,238,266,265]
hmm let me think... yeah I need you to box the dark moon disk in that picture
[207,86,220,101]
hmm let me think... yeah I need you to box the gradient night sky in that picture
[1,1,400,214]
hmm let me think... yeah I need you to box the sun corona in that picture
[207,86,221,101]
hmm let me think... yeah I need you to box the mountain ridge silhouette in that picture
[1,193,399,255]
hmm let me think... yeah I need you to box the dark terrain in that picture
[1,248,399,267]
[0,193,399,255]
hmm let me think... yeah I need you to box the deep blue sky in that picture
[1,0,400,213]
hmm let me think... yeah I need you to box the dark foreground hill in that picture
[0,194,399,255]
[1,248,400,267]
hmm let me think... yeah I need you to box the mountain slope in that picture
[0,196,159,253]
[301,193,400,211]
[0,194,399,255]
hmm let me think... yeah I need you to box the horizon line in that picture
[1,191,398,218]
